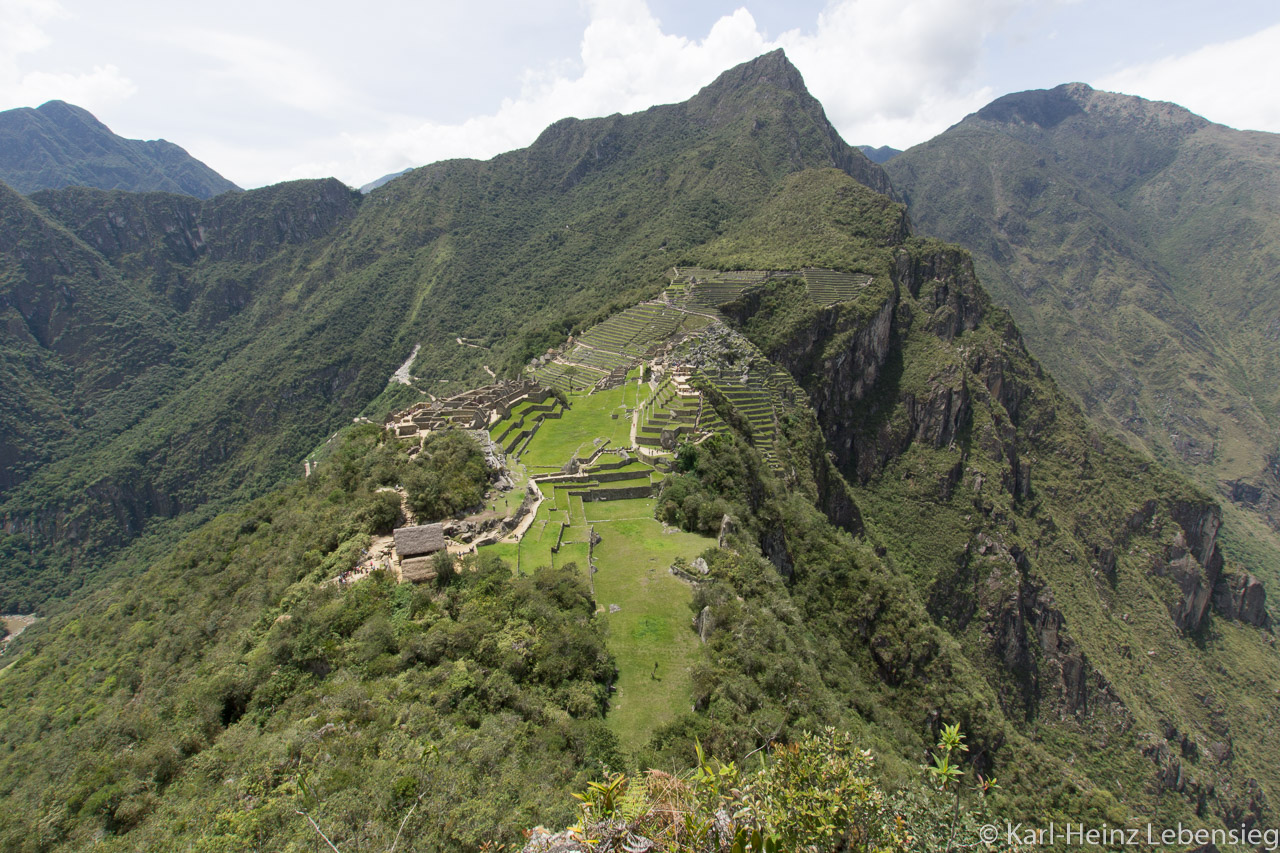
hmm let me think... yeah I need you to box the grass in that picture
[479,375,712,753]
[590,515,712,752]
[586,498,663,522]
[518,387,633,468]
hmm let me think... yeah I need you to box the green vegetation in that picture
[886,82,1280,591]
[0,427,616,851]
[402,430,491,519]
[516,387,634,469]
[2,53,888,610]
[555,727,1010,852]
[2,51,1278,852]
[589,515,708,749]
[0,100,239,198]
[487,380,715,750]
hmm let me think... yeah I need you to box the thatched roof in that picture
[394,523,446,557]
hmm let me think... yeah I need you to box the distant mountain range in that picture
[886,82,1280,578]
[856,143,901,163]
[0,100,239,198]
[2,54,1279,850]
[359,167,412,194]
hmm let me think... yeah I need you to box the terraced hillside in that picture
[409,262,880,746]
[524,264,876,472]
[5,53,1280,853]
[478,381,708,749]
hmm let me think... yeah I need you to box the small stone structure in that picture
[387,380,551,438]
[393,523,446,582]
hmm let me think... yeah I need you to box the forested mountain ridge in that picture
[0,52,1277,851]
[885,83,1280,590]
[0,100,239,198]
[0,49,891,610]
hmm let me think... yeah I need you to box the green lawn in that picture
[589,514,713,752]
[518,387,633,468]
[584,496,662,522]
[480,377,713,753]
[483,491,712,751]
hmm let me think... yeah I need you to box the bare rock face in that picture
[759,526,794,579]
[1148,502,1226,634]
[891,245,985,340]
[1213,572,1270,627]
[521,828,591,853]
[693,605,714,643]
[974,536,1125,721]
[1225,478,1280,533]
[717,513,736,548]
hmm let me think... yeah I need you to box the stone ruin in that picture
[387,379,552,439]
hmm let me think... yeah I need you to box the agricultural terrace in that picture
[481,378,713,750]
[478,268,871,749]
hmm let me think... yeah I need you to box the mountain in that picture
[857,143,901,163]
[0,48,889,608]
[0,54,1277,850]
[0,100,239,198]
[885,83,1280,586]
[358,167,412,193]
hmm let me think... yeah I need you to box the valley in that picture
[1,50,1278,851]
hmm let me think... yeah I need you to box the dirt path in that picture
[503,485,544,543]
[1,614,37,656]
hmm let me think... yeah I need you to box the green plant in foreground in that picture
[926,723,1002,853]
[564,729,910,852]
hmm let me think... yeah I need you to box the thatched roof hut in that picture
[394,523,446,558]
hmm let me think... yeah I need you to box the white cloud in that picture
[1095,22,1280,133]
[777,0,1025,147]
[9,64,136,108]
[167,29,357,115]
[0,0,136,113]
[0,0,1089,188]
[293,0,1040,188]
[0,0,63,56]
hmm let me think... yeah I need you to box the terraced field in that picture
[802,268,873,305]
[669,267,781,309]
[668,265,873,311]
[534,302,706,392]
[482,399,711,749]
[488,397,568,456]
[477,269,869,748]
[698,367,792,467]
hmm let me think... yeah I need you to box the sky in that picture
[2,0,1278,189]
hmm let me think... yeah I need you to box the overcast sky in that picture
[2,0,1278,189]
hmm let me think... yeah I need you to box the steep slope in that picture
[0,50,890,611]
[885,84,1280,586]
[2,164,1276,851]
[0,178,367,608]
[0,101,239,198]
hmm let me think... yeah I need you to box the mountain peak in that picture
[693,48,806,102]
[0,101,239,198]
[973,84,1088,129]
[972,82,1208,134]
[36,99,105,125]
